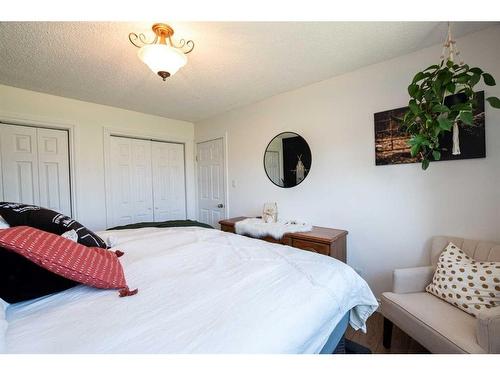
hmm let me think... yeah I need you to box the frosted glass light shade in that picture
[137,44,187,77]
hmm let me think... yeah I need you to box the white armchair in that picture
[380,236,500,354]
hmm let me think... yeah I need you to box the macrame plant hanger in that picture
[441,22,464,155]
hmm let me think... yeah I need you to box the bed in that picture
[4,226,378,353]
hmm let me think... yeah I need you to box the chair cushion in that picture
[381,291,485,353]
[426,242,500,317]
[431,236,500,264]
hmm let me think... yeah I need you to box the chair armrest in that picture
[476,306,500,354]
[392,265,435,294]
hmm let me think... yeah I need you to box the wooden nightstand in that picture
[219,217,348,263]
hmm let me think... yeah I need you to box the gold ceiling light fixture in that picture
[129,23,195,81]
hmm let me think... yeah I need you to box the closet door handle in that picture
[217,204,224,208]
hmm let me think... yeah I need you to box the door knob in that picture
[217,203,224,208]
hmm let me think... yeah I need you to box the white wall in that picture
[0,84,195,231]
[195,26,500,297]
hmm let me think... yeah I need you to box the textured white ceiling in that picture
[0,22,497,122]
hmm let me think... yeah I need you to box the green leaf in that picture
[432,150,441,161]
[415,89,424,101]
[424,64,440,72]
[410,144,420,157]
[403,110,413,122]
[438,70,453,84]
[469,73,481,86]
[446,60,454,68]
[469,67,483,75]
[424,89,434,102]
[432,104,450,113]
[409,134,424,145]
[455,74,470,84]
[412,72,426,84]
[438,117,453,131]
[432,80,443,96]
[486,96,500,108]
[409,100,419,115]
[483,73,496,86]
[459,111,473,125]
[422,158,430,170]
[446,82,456,94]
[451,103,472,112]
[409,135,425,156]
[408,84,419,97]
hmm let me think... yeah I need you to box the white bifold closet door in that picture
[151,141,186,221]
[108,136,186,227]
[0,123,71,216]
[109,137,154,226]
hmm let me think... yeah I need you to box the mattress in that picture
[5,227,378,353]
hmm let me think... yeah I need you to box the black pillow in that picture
[0,202,107,249]
[0,246,79,303]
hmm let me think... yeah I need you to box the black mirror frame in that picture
[263,131,312,188]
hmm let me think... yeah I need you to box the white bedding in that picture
[0,298,8,353]
[5,227,378,353]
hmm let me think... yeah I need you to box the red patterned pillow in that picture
[0,226,137,297]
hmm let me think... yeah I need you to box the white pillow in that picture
[0,298,8,353]
[61,229,78,242]
[105,235,118,248]
[0,215,10,229]
[426,242,500,317]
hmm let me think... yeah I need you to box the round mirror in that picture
[264,132,312,188]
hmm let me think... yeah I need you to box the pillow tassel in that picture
[119,287,138,298]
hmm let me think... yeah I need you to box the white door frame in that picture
[195,133,229,222]
[0,110,78,218]
[103,127,189,228]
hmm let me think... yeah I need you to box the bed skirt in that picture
[320,311,350,354]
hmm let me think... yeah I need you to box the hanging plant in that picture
[400,24,500,170]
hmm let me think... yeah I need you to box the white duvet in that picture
[5,227,378,353]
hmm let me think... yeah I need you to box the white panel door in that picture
[37,128,72,216]
[197,138,225,228]
[131,138,154,223]
[109,137,134,226]
[109,136,154,227]
[0,124,40,205]
[152,141,186,221]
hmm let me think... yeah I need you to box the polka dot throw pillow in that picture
[426,242,500,317]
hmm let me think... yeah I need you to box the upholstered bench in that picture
[380,236,500,354]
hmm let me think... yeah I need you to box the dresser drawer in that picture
[220,224,235,233]
[291,239,330,256]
